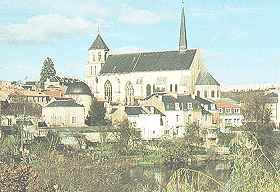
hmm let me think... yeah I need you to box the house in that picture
[216,98,243,129]
[64,81,93,116]
[112,106,163,140]
[265,91,280,128]
[8,90,51,106]
[42,99,86,128]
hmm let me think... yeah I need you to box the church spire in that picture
[179,1,188,52]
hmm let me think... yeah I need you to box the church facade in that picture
[85,6,220,105]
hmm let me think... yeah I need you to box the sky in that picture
[0,0,279,85]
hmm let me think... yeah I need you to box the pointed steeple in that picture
[179,1,188,52]
[89,34,109,51]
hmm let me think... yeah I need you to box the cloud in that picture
[0,14,95,43]
[119,6,163,25]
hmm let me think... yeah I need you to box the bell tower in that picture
[85,33,109,95]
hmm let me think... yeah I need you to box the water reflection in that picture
[129,160,232,191]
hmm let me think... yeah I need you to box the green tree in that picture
[86,99,106,126]
[114,120,141,155]
[39,57,56,88]
[241,91,280,162]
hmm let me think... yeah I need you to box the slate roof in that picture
[65,82,92,96]
[125,106,147,116]
[196,72,220,86]
[195,96,216,111]
[162,94,200,111]
[100,49,197,74]
[45,100,84,108]
[179,7,187,51]
[89,34,109,51]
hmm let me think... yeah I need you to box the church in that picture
[85,5,220,105]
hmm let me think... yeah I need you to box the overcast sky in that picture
[0,0,279,85]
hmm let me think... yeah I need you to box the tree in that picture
[86,99,106,126]
[241,91,280,162]
[39,57,56,88]
[114,120,141,155]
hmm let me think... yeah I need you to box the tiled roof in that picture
[216,98,240,109]
[45,100,84,108]
[196,72,220,86]
[89,34,109,51]
[100,49,197,74]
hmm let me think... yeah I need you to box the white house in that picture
[265,91,280,128]
[216,98,243,129]
[112,106,163,140]
[42,99,86,128]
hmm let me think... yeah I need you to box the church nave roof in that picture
[100,49,197,74]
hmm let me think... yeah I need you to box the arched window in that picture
[146,84,152,97]
[90,66,93,75]
[125,81,134,105]
[98,52,102,61]
[104,80,112,102]
[116,78,121,93]
[170,84,173,92]
[204,90,208,98]
[211,90,215,98]
[175,84,178,92]
[197,90,200,97]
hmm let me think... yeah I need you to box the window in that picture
[104,80,112,102]
[217,90,220,98]
[170,84,173,92]
[72,117,76,124]
[153,130,156,134]
[98,52,102,61]
[92,55,95,62]
[90,66,93,75]
[176,115,179,122]
[175,84,178,92]
[8,118,12,126]
[175,103,180,111]
[125,81,134,105]
[225,108,231,114]
[233,108,240,114]
[164,130,169,135]
[146,84,152,97]
[197,90,200,97]
[94,66,97,75]
[160,116,163,126]
[211,90,215,98]
[219,108,223,113]
[204,91,208,98]
[187,103,193,110]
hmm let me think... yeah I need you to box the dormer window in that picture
[204,104,208,110]
[175,103,180,111]
[187,103,193,110]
